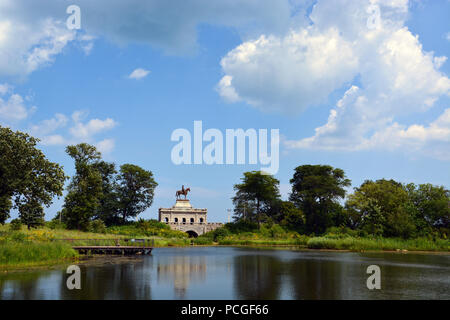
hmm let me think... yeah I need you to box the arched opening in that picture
[182,218,186,224]
[164,217,169,223]
[186,230,198,238]
[190,218,194,224]
[199,218,204,224]
[174,218,178,223]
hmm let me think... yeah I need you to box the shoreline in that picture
[2,244,449,273]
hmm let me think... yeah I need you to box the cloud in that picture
[69,116,117,140]
[216,75,240,103]
[96,138,115,154]
[0,0,297,77]
[29,113,68,136]
[0,85,36,123]
[28,110,117,154]
[128,68,150,80]
[0,12,76,78]
[219,28,358,113]
[0,83,12,95]
[217,0,450,159]
[365,108,450,160]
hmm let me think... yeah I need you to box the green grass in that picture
[218,238,309,246]
[106,223,188,239]
[0,241,78,269]
[306,236,450,252]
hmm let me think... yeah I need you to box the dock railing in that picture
[51,238,155,247]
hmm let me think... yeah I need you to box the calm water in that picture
[0,247,449,300]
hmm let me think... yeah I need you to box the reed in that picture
[0,241,78,268]
[306,236,450,251]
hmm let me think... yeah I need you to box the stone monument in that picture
[158,186,223,237]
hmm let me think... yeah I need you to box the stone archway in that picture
[186,230,199,238]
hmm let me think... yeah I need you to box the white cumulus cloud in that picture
[218,0,450,159]
[0,85,36,123]
[128,68,150,80]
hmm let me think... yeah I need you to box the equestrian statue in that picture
[176,185,191,200]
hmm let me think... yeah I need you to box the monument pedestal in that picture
[158,199,222,237]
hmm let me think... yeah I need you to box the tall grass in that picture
[306,236,450,252]
[0,241,78,268]
[218,238,309,246]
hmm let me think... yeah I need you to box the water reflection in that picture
[0,248,448,300]
[157,256,206,298]
[233,255,282,299]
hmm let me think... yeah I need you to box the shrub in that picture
[91,220,106,234]
[193,237,214,245]
[212,228,230,241]
[47,220,67,230]
[224,220,258,234]
[9,219,22,231]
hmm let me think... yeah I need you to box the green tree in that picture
[406,183,449,235]
[279,201,306,232]
[0,127,66,224]
[346,179,416,238]
[62,143,103,230]
[18,199,45,229]
[116,164,158,223]
[232,171,281,227]
[289,165,351,234]
[94,161,119,226]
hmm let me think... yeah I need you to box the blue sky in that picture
[0,0,449,223]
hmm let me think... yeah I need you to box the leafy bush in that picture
[137,219,170,230]
[47,220,67,230]
[193,237,214,245]
[224,220,258,234]
[9,219,22,231]
[91,220,107,234]
[212,228,230,241]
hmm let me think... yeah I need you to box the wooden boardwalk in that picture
[72,246,153,255]
[52,239,154,256]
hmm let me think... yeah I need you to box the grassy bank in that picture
[306,236,449,252]
[213,236,449,252]
[0,241,78,269]
[194,222,449,252]
[1,221,448,270]
[0,222,194,270]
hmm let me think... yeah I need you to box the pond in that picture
[0,247,449,299]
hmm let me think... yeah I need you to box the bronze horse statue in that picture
[176,185,191,199]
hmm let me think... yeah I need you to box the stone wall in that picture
[159,199,223,236]
[168,222,224,236]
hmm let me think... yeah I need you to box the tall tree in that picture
[232,171,281,227]
[116,164,157,223]
[405,183,449,234]
[346,179,416,238]
[18,200,45,229]
[289,165,351,234]
[93,161,119,226]
[0,127,66,225]
[62,143,103,230]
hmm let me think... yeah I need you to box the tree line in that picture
[232,167,449,238]
[0,127,157,230]
[1,126,449,238]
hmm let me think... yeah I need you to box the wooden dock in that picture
[52,238,154,256]
[72,246,153,255]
